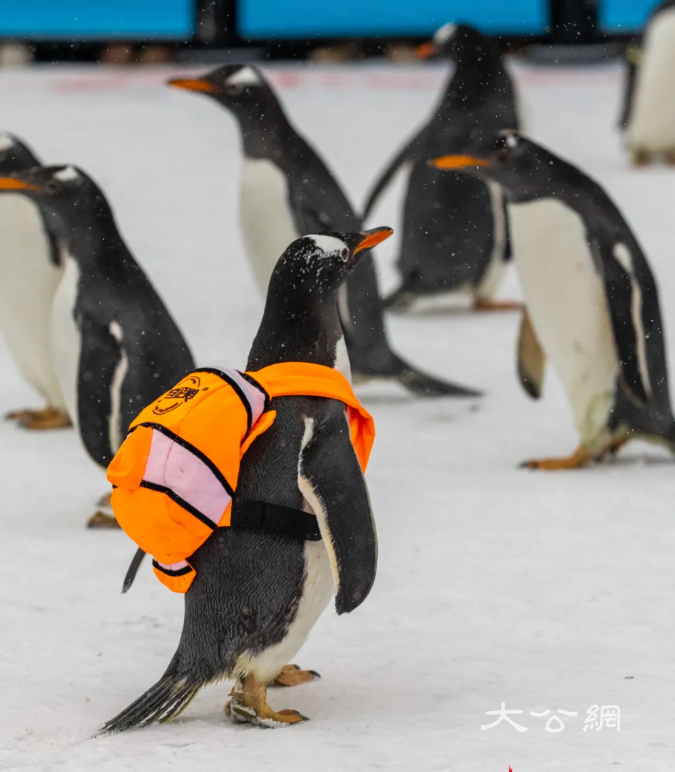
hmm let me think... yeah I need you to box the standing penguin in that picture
[363,23,521,312]
[0,166,194,521]
[0,133,70,429]
[620,0,675,165]
[432,132,675,468]
[102,229,384,731]
[167,64,478,397]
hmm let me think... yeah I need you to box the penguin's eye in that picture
[225,83,243,96]
[495,148,509,162]
[44,180,60,194]
[341,248,349,261]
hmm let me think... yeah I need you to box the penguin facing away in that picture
[432,132,675,469]
[0,166,195,521]
[0,133,70,430]
[363,23,521,313]
[167,64,479,398]
[620,0,675,165]
[102,229,385,731]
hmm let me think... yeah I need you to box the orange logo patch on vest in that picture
[153,375,204,415]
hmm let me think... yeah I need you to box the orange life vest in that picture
[107,362,375,593]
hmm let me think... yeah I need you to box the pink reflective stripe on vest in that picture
[211,367,267,424]
[144,429,232,527]
[154,558,190,573]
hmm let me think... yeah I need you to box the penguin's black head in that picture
[430,131,557,201]
[417,23,484,60]
[0,164,110,241]
[168,64,273,117]
[269,228,393,303]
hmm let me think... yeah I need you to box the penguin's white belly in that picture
[240,159,299,296]
[0,196,66,407]
[50,253,82,429]
[237,540,334,683]
[511,199,619,446]
[627,9,675,151]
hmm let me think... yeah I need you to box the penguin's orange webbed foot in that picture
[631,150,651,167]
[87,511,120,529]
[226,674,309,727]
[474,298,523,312]
[272,664,321,687]
[520,445,591,470]
[6,406,72,430]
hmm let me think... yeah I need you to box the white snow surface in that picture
[0,62,674,771]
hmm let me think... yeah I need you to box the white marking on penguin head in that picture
[109,321,123,342]
[433,23,457,45]
[307,234,349,259]
[226,66,262,88]
[613,243,634,273]
[0,133,15,151]
[54,166,80,183]
[500,130,520,149]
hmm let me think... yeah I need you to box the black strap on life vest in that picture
[121,500,321,593]
[230,499,322,541]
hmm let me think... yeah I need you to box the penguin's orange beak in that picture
[416,42,436,59]
[430,155,491,170]
[0,177,41,192]
[167,77,217,93]
[354,227,394,255]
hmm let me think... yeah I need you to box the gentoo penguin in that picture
[363,23,521,312]
[0,166,194,521]
[102,229,385,731]
[432,132,675,469]
[167,64,478,397]
[0,133,70,429]
[620,0,675,165]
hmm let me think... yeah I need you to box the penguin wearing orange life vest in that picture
[102,228,387,732]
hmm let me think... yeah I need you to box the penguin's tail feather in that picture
[383,284,417,312]
[394,361,482,398]
[100,674,203,734]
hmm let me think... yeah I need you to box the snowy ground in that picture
[0,60,674,772]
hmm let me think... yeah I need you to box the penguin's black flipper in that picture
[298,401,377,615]
[619,41,642,130]
[517,308,546,400]
[122,548,146,593]
[77,317,124,468]
[593,239,650,406]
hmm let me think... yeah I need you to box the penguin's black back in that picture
[75,244,194,432]
[367,26,519,297]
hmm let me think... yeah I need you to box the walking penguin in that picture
[620,0,675,166]
[167,64,478,397]
[363,23,521,312]
[0,166,195,522]
[432,132,675,468]
[102,228,387,731]
[0,133,70,429]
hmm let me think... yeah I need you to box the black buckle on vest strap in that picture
[230,499,322,541]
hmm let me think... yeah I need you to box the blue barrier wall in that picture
[600,0,661,31]
[0,0,194,38]
[238,0,549,39]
